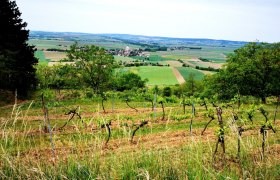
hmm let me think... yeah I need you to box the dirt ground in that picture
[172,67,186,84]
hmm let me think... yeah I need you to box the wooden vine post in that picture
[189,102,195,135]
[182,96,187,114]
[153,92,157,120]
[41,94,55,162]
[101,93,107,113]
[259,107,276,160]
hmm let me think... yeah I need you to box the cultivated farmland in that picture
[176,67,205,81]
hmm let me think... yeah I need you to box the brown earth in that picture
[172,67,186,84]
[165,60,183,67]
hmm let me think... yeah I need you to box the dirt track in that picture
[172,67,186,84]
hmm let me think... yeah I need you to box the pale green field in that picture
[176,67,205,80]
[153,47,234,63]
[114,55,136,62]
[122,66,179,86]
[29,39,73,50]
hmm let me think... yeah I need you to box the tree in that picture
[208,42,280,103]
[115,72,146,91]
[36,64,80,92]
[181,73,203,97]
[162,86,172,97]
[66,43,116,94]
[0,0,38,96]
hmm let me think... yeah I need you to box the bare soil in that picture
[172,67,186,84]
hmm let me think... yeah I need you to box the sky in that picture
[15,0,280,42]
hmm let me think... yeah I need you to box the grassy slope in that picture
[0,97,279,179]
[176,67,205,80]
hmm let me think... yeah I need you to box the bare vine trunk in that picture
[213,107,225,160]
[131,121,148,143]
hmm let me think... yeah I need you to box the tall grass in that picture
[0,101,279,179]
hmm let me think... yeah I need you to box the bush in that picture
[165,95,178,103]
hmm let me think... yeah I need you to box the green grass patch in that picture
[176,67,205,81]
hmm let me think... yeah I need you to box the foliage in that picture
[36,64,81,91]
[114,72,146,91]
[207,42,280,102]
[0,0,38,97]
[65,42,117,94]
[172,80,203,99]
[162,86,172,97]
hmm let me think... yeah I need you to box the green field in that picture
[29,39,73,50]
[154,47,234,63]
[123,66,179,86]
[176,67,205,80]
[133,55,173,62]
[188,61,209,68]
[34,50,50,65]
[114,55,136,62]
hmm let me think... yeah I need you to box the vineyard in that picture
[0,92,279,179]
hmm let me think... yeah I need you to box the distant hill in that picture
[29,31,248,48]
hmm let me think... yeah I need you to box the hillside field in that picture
[0,94,279,179]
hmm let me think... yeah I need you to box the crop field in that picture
[0,95,279,179]
[34,50,45,60]
[44,51,67,62]
[113,55,136,63]
[154,47,234,63]
[164,60,183,67]
[187,60,223,69]
[34,50,50,65]
[133,55,172,62]
[122,66,179,86]
[176,67,205,80]
[29,39,140,51]
[29,39,73,50]
[93,42,140,49]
